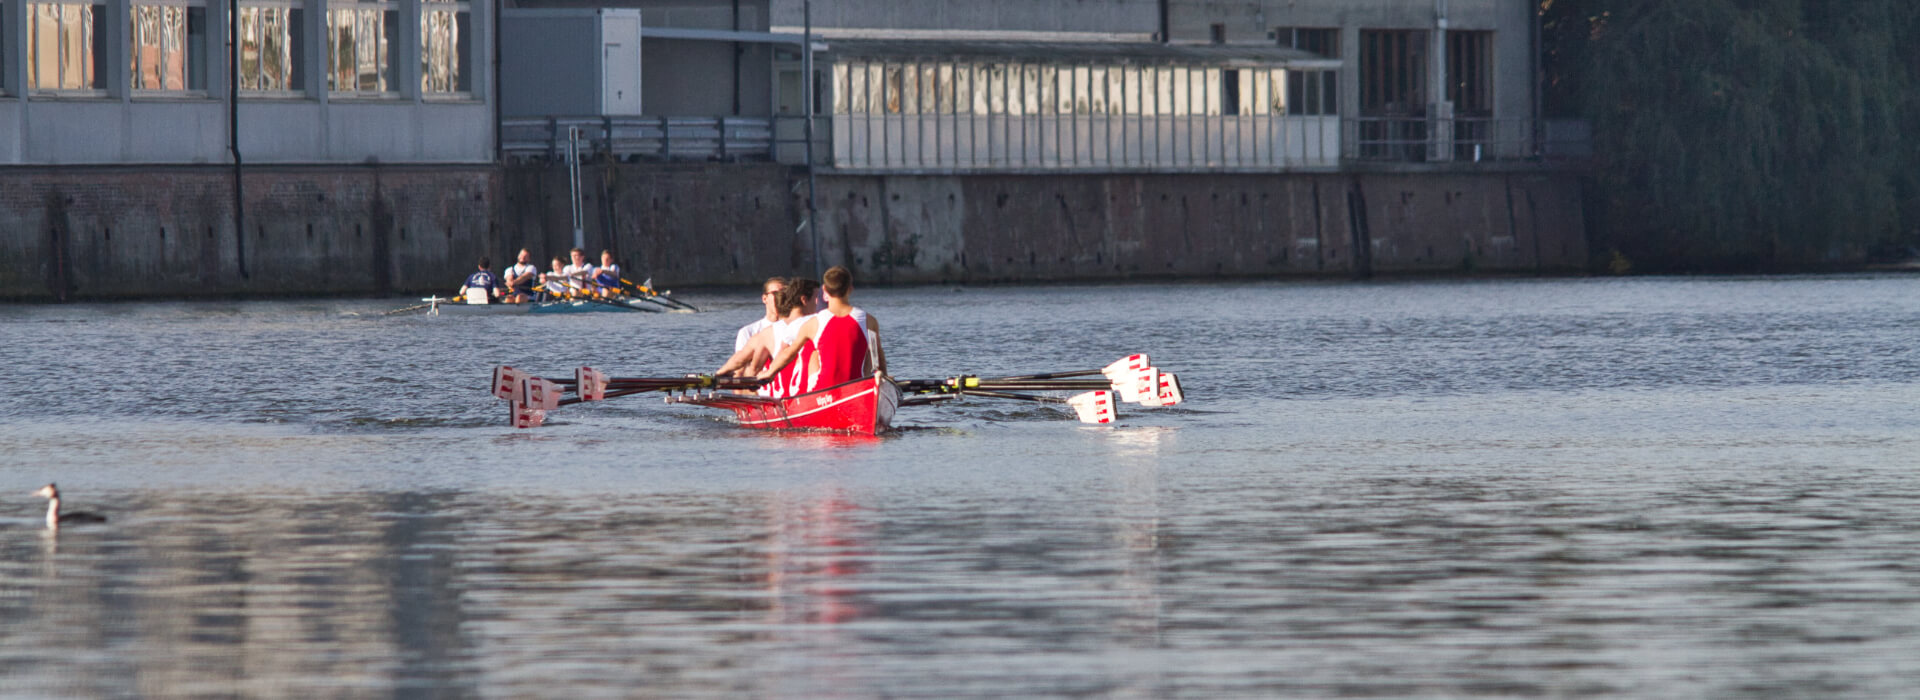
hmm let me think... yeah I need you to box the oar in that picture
[542,278,657,313]
[383,296,454,315]
[962,390,1118,424]
[620,277,699,311]
[899,355,1182,407]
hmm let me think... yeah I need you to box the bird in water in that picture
[33,484,107,529]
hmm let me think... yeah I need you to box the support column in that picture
[1428,0,1453,162]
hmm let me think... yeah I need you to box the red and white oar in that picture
[575,367,608,402]
[1067,390,1117,424]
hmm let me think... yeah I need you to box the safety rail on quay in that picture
[501,115,1591,171]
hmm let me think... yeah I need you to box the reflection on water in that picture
[4,277,1920,697]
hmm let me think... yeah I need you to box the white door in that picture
[601,14,642,115]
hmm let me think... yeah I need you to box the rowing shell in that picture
[668,374,901,436]
[416,296,679,314]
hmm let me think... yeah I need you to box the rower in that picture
[540,256,569,300]
[562,248,597,296]
[734,277,786,353]
[757,266,883,391]
[457,257,500,304]
[503,249,539,303]
[716,278,817,395]
[594,250,623,295]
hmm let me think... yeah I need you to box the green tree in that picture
[1544,0,1919,270]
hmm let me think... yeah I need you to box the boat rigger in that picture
[490,355,1185,434]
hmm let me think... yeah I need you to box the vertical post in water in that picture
[803,0,821,277]
[568,126,586,250]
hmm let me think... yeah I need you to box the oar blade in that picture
[511,405,547,429]
[1067,390,1118,424]
[1101,354,1151,379]
[522,378,563,411]
[493,366,526,402]
[575,367,608,402]
[1155,372,1184,407]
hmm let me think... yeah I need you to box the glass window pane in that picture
[988,64,1005,115]
[936,64,953,114]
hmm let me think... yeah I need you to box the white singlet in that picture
[735,318,773,353]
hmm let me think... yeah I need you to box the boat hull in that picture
[676,375,900,435]
[426,298,662,314]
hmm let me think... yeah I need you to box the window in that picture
[1288,70,1336,115]
[1447,31,1492,116]
[1209,23,1224,45]
[1275,27,1338,59]
[1222,69,1240,115]
[131,0,208,92]
[328,0,397,95]
[420,0,469,94]
[1359,29,1425,116]
[28,1,107,92]
[238,0,305,92]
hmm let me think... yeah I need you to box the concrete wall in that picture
[1,162,1584,300]
[808,170,1584,282]
[0,166,497,299]
[498,162,806,282]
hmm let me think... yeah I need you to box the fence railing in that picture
[503,115,1592,169]
[824,114,1341,172]
[501,116,776,162]
[1344,116,1592,164]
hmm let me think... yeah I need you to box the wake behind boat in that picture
[489,355,1184,434]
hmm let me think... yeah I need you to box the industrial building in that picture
[499,0,1560,171]
[2,0,1588,300]
[0,0,493,164]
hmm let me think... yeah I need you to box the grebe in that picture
[33,484,107,528]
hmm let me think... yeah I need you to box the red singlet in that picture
[811,313,870,390]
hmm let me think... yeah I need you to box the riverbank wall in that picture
[1,163,1586,300]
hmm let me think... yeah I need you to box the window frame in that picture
[129,0,209,96]
[26,0,109,96]
[236,0,306,97]
[326,0,400,99]
[418,0,469,97]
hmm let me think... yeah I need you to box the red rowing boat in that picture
[492,355,1179,433]
[668,374,902,436]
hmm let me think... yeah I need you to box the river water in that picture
[3,275,1919,698]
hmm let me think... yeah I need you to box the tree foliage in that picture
[1543,0,1920,269]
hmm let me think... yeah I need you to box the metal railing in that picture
[503,114,1594,169]
[501,116,776,162]
[1345,116,1593,164]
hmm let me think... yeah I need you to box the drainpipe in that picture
[1157,0,1169,42]
[731,0,742,115]
[1429,0,1451,162]
[1531,0,1543,157]
[803,0,820,276]
[230,0,249,279]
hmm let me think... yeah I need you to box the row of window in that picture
[6,0,468,97]
[829,62,1338,118]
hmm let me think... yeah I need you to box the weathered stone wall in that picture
[1,166,496,300]
[807,171,1586,282]
[1,162,1585,300]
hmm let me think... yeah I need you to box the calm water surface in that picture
[3,276,1919,698]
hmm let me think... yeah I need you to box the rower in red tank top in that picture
[757,266,885,392]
